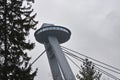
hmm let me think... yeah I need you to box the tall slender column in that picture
[44,43,63,80]
[48,36,76,80]
[34,23,76,80]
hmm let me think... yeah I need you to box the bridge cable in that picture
[62,46,120,72]
[63,50,120,80]
[31,49,46,65]
[65,53,81,70]
[62,49,120,74]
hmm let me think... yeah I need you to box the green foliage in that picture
[0,0,38,80]
[77,59,102,80]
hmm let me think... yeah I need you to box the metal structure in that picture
[34,23,76,80]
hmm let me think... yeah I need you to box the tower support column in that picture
[48,36,76,80]
[44,43,63,80]
[34,23,76,80]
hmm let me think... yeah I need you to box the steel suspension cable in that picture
[95,66,120,80]
[65,53,81,70]
[63,50,120,80]
[62,46,120,72]
[63,49,120,75]
[31,49,46,65]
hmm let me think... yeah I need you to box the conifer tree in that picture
[0,0,38,80]
[77,59,102,80]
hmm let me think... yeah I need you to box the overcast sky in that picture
[28,0,120,80]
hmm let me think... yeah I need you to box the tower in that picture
[34,23,76,80]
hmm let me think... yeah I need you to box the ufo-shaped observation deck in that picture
[34,24,71,44]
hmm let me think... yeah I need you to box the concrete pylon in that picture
[34,23,76,80]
